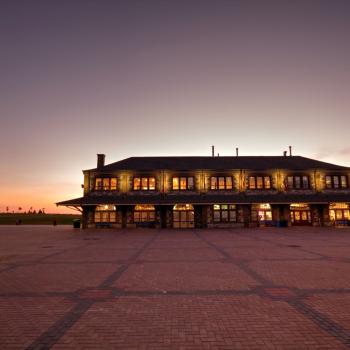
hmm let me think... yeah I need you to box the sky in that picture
[0,0,350,213]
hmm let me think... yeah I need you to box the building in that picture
[57,153,350,229]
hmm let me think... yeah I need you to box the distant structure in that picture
[57,153,350,229]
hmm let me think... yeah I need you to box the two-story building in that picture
[57,154,350,229]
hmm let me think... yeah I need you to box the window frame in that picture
[248,176,271,190]
[210,176,234,190]
[94,205,117,223]
[325,175,348,189]
[286,175,310,190]
[133,176,156,191]
[212,204,237,223]
[172,176,195,191]
[94,177,118,191]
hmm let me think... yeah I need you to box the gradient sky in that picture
[1,0,350,213]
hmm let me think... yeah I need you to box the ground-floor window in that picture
[329,203,350,223]
[290,203,311,225]
[173,204,194,228]
[251,203,272,223]
[94,205,117,223]
[213,204,237,222]
[133,204,156,222]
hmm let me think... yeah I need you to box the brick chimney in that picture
[97,154,105,169]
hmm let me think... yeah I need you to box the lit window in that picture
[110,178,117,190]
[94,204,117,223]
[95,178,103,190]
[264,177,271,189]
[173,177,179,190]
[141,178,148,190]
[295,177,301,189]
[95,178,117,191]
[133,177,141,190]
[210,176,234,190]
[133,204,156,222]
[133,177,156,191]
[325,176,332,189]
[149,177,156,190]
[249,177,256,189]
[172,177,194,190]
[103,178,110,190]
[249,176,271,190]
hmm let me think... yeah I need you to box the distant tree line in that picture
[0,206,46,214]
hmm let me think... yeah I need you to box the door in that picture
[291,210,312,225]
[173,210,194,228]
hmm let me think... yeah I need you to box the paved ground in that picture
[1,226,350,349]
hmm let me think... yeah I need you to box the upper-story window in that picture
[325,175,348,189]
[287,176,309,189]
[133,177,156,190]
[172,176,194,190]
[95,177,117,191]
[249,176,271,189]
[210,176,233,190]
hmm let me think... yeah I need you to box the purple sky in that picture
[1,0,350,213]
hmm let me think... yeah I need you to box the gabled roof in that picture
[85,156,350,172]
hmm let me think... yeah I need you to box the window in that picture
[133,177,156,190]
[94,205,117,223]
[326,175,348,189]
[133,204,156,222]
[95,178,117,191]
[286,176,309,189]
[172,176,195,190]
[249,176,271,190]
[213,204,237,222]
[210,176,233,190]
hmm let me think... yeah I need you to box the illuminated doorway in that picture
[290,203,312,225]
[173,204,194,228]
[252,203,272,225]
[133,204,156,223]
[329,203,350,225]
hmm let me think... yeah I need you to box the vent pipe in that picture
[236,148,239,157]
[289,146,292,157]
[283,151,287,157]
[211,145,215,157]
[217,153,220,157]
[97,154,105,169]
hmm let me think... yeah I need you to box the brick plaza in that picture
[1,226,350,349]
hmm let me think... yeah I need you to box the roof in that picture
[57,193,350,206]
[85,156,350,172]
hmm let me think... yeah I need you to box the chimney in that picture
[236,147,239,157]
[283,151,287,157]
[97,154,105,169]
[211,145,215,157]
[289,146,292,157]
[217,153,219,157]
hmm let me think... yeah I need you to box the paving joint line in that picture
[24,231,160,350]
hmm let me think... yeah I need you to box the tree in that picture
[6,206,9,213]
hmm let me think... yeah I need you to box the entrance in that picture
[173,204,194,228]
[251,203,272,226]
[290,203,312,225]
[329,203,350,226]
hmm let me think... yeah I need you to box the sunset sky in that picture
[1,0,350,213]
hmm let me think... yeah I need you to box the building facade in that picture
[57,154,350,229]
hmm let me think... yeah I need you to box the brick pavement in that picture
[0,226,350,349]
